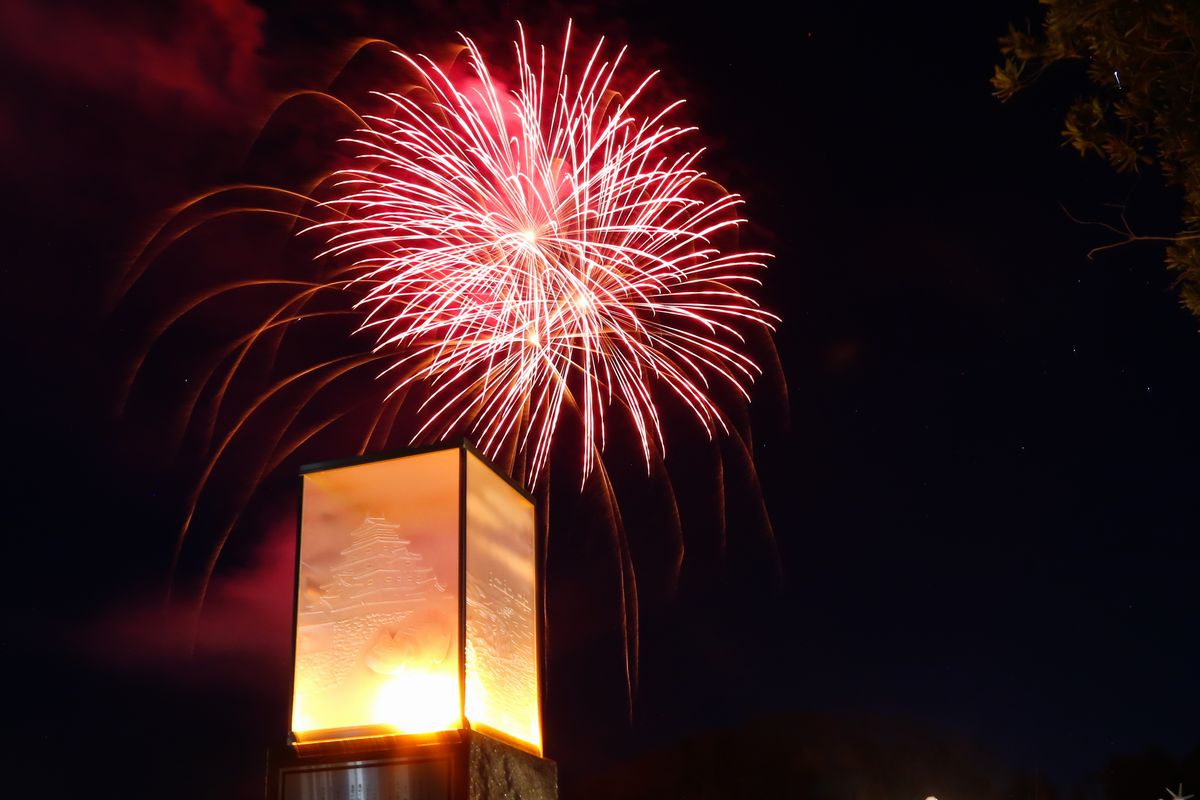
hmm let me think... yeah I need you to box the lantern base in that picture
[269,730,557,800]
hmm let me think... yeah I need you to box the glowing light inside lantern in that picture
[290,446,542,755]
[372,669,462,734]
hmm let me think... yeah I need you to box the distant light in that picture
[926,796,939,800]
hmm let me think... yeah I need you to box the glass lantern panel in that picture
[463,451,541,753]
[293,449,461,741]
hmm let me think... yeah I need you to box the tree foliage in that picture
[993,0,1200,321]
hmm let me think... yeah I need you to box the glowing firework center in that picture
[291,442,541,755]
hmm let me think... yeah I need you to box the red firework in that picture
[312,23,776,484]
[117,25,779,661]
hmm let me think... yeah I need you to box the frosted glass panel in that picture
[294,450,460,741]
[464,452,541,753]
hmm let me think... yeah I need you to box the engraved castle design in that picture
[466,569,537,731]
[297,516,454,695]
[295,508,537,741]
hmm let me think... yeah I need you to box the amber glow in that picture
[372,669,461,734]
[292,450,461,743]
[291,446,541,754]
[465,648,541,752]
[464,452,541,753]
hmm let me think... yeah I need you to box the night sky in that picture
[4,2,1198,798]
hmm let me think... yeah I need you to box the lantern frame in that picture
[288,439,544,757]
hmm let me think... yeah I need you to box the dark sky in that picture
[3,1,1198,798]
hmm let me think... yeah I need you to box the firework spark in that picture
[312,23,776,485]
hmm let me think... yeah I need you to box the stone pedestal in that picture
[270,731,557,800]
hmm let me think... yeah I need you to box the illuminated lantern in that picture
[288,441,544,763]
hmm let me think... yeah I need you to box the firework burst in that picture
[312,23,776,485]
[118,26,781,704]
